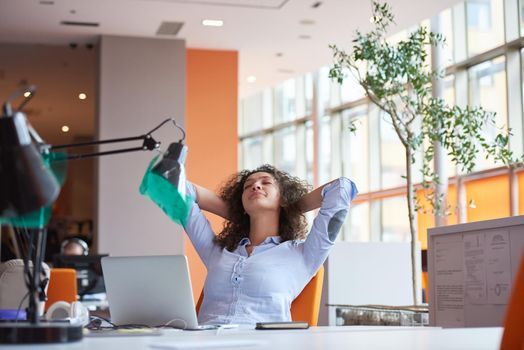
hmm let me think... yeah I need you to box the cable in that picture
[156,318,188,330]
[14,292,30,322]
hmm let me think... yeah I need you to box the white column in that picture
[431,15,448,227]
[97,36,186,256]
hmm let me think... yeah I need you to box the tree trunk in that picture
[405,147,420,306]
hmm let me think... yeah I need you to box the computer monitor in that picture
[53,254,108,299]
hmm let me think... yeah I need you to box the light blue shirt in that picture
[183,177,357,325]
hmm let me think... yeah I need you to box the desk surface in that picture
[4,326,503,349]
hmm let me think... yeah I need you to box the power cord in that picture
[14,291,30,322]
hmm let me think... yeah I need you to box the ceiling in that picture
[0,0,461,98]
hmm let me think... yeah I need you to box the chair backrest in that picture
[45,268,77,312]
[0,259,50,317]
[500,250,524,350]
[195,266,325,326]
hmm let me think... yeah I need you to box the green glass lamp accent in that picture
[0,151,68,228]
[139,142,194,226]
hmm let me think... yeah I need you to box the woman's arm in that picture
[193,184,230,220]
[296,180,335,213]
[302,177,358,274]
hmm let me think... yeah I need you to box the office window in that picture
[466,0,504,56]
[380,112,406,189]
[242,136,264,170]
[521,0,524,36]
[239,0,524,248]
[341,106,369,193]
[318,115,332,184]
[521,48,524,117]
[317,67,332,111]
[345,202,370,242]
[304,73,314,116]
[381,196,410,242]
[340,69,366,104]
[241,93,264,135]
[468,56,508,171]
[240,90,273,135]
[305,120,314,186]
[439,9,455,66]
[274,79,296,124]
[443,75,458,178]
[274,126,296,175]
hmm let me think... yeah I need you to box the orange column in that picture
[185,49,238,302]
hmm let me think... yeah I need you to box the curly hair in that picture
[216,164,311,252]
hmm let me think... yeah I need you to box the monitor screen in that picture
[53,254,108,299]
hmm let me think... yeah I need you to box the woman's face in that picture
[241,172,281,215]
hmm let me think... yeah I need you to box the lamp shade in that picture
[151,142,188,189]
[0,112,60,218]
[139,141,193,226]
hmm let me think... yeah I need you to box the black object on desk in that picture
[255,321,309,330]
[53,254,108,299]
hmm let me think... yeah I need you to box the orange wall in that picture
[418,174,514,250]
[466,175,510,222]
[518,172,524,215]
[185,49,238,302]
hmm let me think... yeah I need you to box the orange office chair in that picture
[196,266,325,326]
[500,251,524,350]
[45,268,78,312]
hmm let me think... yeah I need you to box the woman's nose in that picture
[252,184,261,190]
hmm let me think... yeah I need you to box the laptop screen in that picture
[101,255,199,329]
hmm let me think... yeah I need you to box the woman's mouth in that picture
[250,192,265,199]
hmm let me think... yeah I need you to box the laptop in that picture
[101,255,211,330]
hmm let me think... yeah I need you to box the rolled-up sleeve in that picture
[182,181,219,267]
[302,177,358,275]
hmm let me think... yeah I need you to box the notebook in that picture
[101,255,211,330]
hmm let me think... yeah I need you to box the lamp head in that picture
[151,141,188,188]
[0,110,60,218]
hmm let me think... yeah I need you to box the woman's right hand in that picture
[193,184,230,220]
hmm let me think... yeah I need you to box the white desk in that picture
[3,326,503,349]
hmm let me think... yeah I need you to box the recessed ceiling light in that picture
[78,93,87,100]
[276,52,283,57]
[202,19,224,27]
[247,76,257,83]
[298,35,311,40]
[311,1,322,8]
[23,91,32,98]
[61,125,70,133]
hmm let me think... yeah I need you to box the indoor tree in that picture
[330,1,519,305]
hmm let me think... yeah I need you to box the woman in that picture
[183,164,357,325]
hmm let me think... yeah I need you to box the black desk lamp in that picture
[0,86,188,344]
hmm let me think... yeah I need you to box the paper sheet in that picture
[434,235,464,327]
[486,230,511,304]
[463,233,487,305]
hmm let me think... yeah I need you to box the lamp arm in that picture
[46,118,185,161]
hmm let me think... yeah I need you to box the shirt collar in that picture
[239,237,251,246]
[265,236,282,244]
[238,236,282,246]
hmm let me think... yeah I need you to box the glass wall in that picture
[239,0,524,244]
